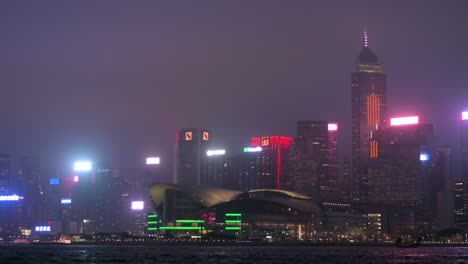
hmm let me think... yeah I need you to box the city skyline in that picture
[1,1,467,181]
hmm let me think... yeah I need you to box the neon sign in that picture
[244,146,262,153]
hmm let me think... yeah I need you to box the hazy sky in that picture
[1,1,467,179]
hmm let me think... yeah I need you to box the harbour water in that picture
[2,245,468,263]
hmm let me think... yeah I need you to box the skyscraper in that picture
[367,117,435,205]
[174,128,211,185]
[291,121,339,200]
[462,111,468,180]
[238,136,293,190]
[0,154,11,187]
[351,32,387,203]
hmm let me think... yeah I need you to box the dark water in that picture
[2,244,468,264]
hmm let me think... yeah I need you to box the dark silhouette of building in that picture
[174,128,211,185]
[291,121,339,201]
[0,154,11,187]
[238,136,293,190]
[462,112,468,180]
[351,32,387,203]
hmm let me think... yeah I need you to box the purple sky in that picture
[1,1,467,179]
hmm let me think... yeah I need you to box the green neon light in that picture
[225,213,242,217]
[147,221,158,224]
[147,228,158,231]
[148,214,158,218]
[176,219,205,223]
[160,226,202,230]
[225,227,241,230]
[225,220,241,223]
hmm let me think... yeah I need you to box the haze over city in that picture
[1,1,467,181]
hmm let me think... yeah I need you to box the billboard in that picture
[61,198,72,204]
[206,149,226,156]
[146,157,160,165]
[463,111,468,120]
[131,201,144,210]
[328,123,338,131]
[74,161,92,172]
[420,153,429,161]
[390,116,419,126]
[0,194,23,201]
[243,146,262,153]
[35,226,51,232]
[50,178,60,185]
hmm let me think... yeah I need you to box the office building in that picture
[238,136,293,190]
[174,128,211,185]
[368,117,435,207]
[351,32,387,203]
[291,121,339,200]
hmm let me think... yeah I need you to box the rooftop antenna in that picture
[364,29,368,47]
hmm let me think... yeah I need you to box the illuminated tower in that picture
[174,128,211,185]
[351,31,387,203]
[291,121,339,200]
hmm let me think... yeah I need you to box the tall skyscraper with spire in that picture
[351,31,387,203]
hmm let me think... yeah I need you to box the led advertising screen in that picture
[328,123,338,131]
[420,153,429,161]
[50,178,60,185]
[244,146,262,153]
[0,194,23,201]
[146,157,160,165]
[73,161,92,172]
[390,116,419,126]
[131,201,144,210]
[463,111,468,120]
[206,149,226,156]
[35,226,51,232]
[61,198,72,204]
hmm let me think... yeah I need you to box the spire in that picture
[364,29,368,47]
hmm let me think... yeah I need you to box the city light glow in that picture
[0,194,23,201]
[328,123,338,131]
[35,226,51,232]
[462,111,468,120]
[390,116,419,126]
[131,201,144,210]
[420,153,429,161]
[61,198,72,204]
[73,175,79,182]
[146,157,160,165]
[206,149,226,156]
[243,146,262,153]
[73,161,92,172]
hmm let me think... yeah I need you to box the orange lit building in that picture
[351,32,387,203]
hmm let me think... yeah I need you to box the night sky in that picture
[1,1,467,180]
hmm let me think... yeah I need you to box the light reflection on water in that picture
[1,245,468,263]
